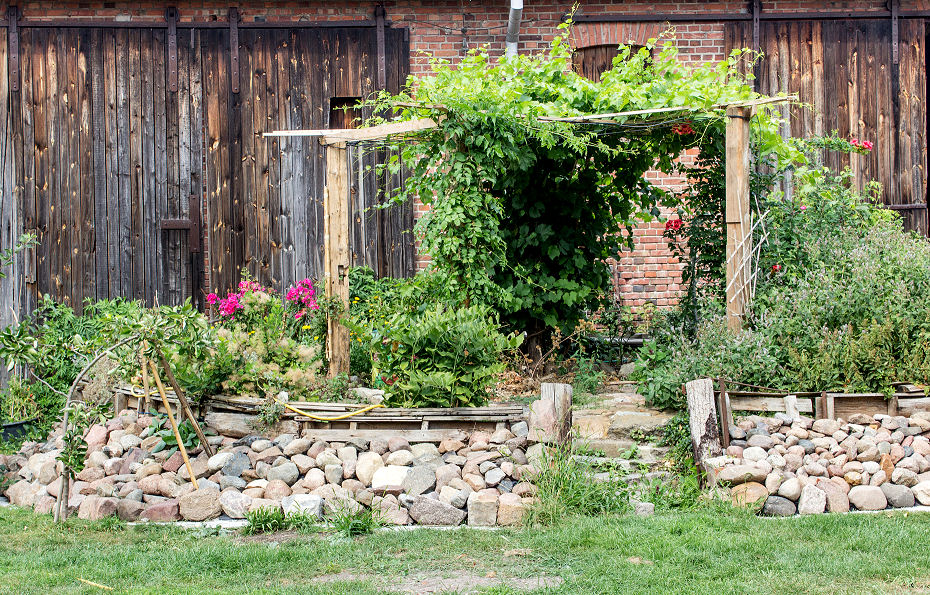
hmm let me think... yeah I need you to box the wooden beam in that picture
[725,105,752,331]
[324,141,351,377]
[263,117,438,141]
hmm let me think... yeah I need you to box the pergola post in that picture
[725,105,752,332]
[323,140,351,377]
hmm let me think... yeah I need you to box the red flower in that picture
[861,140,873,151]
[672,122,694,136]
[665,219,683,233]
[771,264,782,273]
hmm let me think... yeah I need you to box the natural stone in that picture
[402,465,436,496]
[848,485,887,510]
[731,482,768,507]
[371,465,409,490]
[761,495,797,516]
[77,496,118,521]
[281,494,323,518]
[798,484,827,515]
[356,451,385,487]
[178,488,222,521]
[404,494,466,526]
[881,483,916,508]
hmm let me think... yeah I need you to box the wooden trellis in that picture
[265,98,793,371]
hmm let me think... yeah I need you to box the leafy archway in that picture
[369,27,790,354]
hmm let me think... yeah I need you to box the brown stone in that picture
[263,479,291,500]
[731,482,768,507]
[141,499,181,522]
[178,488,222,521]
[880,454,895,479]
[117,499,147,521]
[77,495,118,520]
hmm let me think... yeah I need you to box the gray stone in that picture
[402,465,436,496]
[207,451,234,472]
[633,500,655,517]
[221,453,251,478]
[484,468,506,487]
[881,483,916,508]
[510,421,529,437]
[267,462,299,486]
[892,467,919,487]
[281,494,323,518]
[324,464,344,486]
[761,495,797,517]
[220,476,247,491]
[404,494,466,526]
[315,451,341,469]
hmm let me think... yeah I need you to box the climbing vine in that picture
[368,25,793,352]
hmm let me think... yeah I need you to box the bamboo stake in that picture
[149,361,199,490]
[156,348,214,457]
[139,347,152,412]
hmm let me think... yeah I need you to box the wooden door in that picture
[726,20,928,235]
[202,27,413,298]
[4,27,204,312]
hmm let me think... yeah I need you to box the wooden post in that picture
[685,378,722,465]
[784,394,800,420]
[540,382,573,447]
[725,106,752,332]
[716,378,731,449]
[323,140,351,377]
[149,361,199,490]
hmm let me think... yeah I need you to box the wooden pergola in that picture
[265,96,793,374]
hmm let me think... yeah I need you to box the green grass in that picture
[1,506,929,594]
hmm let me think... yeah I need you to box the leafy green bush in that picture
[243,507,319,535]
[356,303,524,408]
[635,163,930,407]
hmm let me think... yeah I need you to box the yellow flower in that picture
[302,325,312,330]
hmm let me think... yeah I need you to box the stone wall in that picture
[2,409,542,526]
[709,412,930,515]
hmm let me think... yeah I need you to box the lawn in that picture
[1,506,929,594]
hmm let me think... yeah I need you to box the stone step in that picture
[577,439,669,463]
[606,410,673,440]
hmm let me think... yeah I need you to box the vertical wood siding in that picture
[0,25,414,317]
[726,20,928,235]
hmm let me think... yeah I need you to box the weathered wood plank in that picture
[90,30,109,300]
[728,395,814,413]
[32,30,51,302]
[188,29,205,302]
[238,30,257,280]
[128,29,145,302]
[77,29,96,306]
[177,29,193,301]
[0,29,14,340]
[140,30,157,307]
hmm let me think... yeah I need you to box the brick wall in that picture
[4,0,904,309]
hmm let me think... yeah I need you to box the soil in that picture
[314,570,564,593]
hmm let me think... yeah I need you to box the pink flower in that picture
[800,205,807,211]
[862,140,873,151]
[206,293,218,305]
[851,138,860,147]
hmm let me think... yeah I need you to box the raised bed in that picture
[711,379,930,448]
[114,385,528,444]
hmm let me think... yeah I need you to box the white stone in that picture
[371,465,410,490]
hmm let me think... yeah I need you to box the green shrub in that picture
[635,164,930,406]
[358,303,524,408]
[243,507,319,535]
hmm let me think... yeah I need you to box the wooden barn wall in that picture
[4,27,203,312]
[0,25,413,317]
[726,20,929,235]
[202,27,413,298]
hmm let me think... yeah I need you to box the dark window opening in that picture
[329,97,362,129]
[572,44,648,82]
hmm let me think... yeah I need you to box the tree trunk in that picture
[685,378,722,465]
